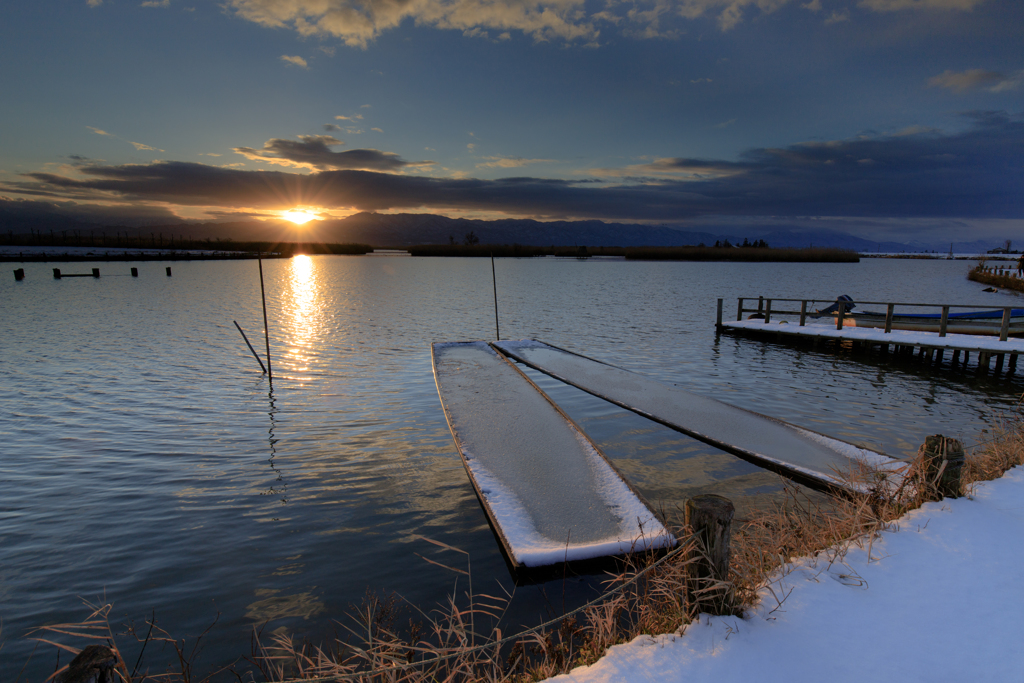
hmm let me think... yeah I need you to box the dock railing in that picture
[719,297,1017,341]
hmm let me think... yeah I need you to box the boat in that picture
[818,296,1024,336]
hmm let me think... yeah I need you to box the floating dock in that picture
[431,341,675,569]
[718,297,1024,375]
[493,340,899,493]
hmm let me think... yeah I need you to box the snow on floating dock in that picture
[493,340,899,493]
[722,319,1024,352]
[546,465,1024,683]
[431,342,675,568]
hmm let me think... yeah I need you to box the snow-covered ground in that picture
[548,465,1024,683]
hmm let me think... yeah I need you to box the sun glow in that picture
[282,209,317,225]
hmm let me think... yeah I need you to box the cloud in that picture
[280,54,308,68]
[232,135,432,172]
[335,115,364,120]
[87,0,103,7]
[141,0,171,7]
[715,118,737,128]
[371,127,383,133]
[858,0,986,11]
[477,156,555,169]
[928,68,1022,93]
[228,0,601,47]
[7,112,1021,222]
[824,9,850,22]
[131,141,165,152]
[0,196,183,228]
[323,123,342,132]
[88,127,112,136]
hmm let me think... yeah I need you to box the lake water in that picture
[2,255,1020,679]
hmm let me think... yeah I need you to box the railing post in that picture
[764,299,772,324]
[884,303,894,334]
[799,300,807,326]
[1000,307,1012,341]
[736,298,744,322]
[939,305,949,338]
[716,298,723,330]
[757,296,764,315]
[836,300,846,330]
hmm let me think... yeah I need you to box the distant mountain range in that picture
[0,209,1004,254]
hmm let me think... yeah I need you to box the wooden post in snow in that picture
[685,494,735,617]
[919,435,965,498]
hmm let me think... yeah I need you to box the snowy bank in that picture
[547,465,1024,683]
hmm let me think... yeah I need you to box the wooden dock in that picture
[717,297,1024,375]
[432,341,675,571]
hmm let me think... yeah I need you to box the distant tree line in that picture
[701,238,769,248]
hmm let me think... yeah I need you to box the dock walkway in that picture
[718,297,1024,375]
[493,340,898,493]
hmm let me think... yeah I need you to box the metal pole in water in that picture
[258,251,274,380]
[234,321,268,374]
[491,253,500,340]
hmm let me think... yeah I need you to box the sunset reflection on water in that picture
[282,254,323,375]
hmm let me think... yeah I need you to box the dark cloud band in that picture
[5,111,1022,222]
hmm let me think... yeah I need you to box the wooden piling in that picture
[53,268,61,279]
[258,253,273,381]
[92,268,100,278]
[996,354,1005,372]
[165,266,172,277]
[233,321,268,374]
[685,494,735,616]
[716,298,723,330]
[919,435,965,498]
[491,253,500,340]
[131,267,138,277]
[13,268,24,281]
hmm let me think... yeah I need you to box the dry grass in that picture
[967,264,1024,293]
[24,418,1024,682]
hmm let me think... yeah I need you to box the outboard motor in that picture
[817,294,856,315]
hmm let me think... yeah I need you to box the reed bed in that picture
[623,246,859,262]
[967,263,1024,294]
[24,417,1024,683]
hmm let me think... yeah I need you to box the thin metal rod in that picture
[491,254,500,340]
[234,321,267,373]
[258,252,273,380]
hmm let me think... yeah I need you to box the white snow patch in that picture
[546,466,1024,683]
[724,319,1024,352]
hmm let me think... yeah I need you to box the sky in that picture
[0,0,1022,244]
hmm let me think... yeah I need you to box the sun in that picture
[282,209,317,225]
